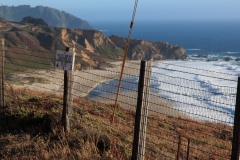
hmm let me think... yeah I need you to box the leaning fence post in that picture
[132,60,152,160]
[231,77,240,160]
[0,38,5,113]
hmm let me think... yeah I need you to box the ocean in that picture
[90,20,240,124]
[92,20,240,59]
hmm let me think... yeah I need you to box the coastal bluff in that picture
[0,18,187,69]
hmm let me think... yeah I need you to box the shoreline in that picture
[6,60,187,118]
[7,59,237,124]
[6,60,142,97]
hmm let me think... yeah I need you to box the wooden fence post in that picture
[0,38,5,113]
[231,77,240,160]
[62,47,74,133]
[132,60,152,160]
[186,139,190,160]
[176,135,182,160]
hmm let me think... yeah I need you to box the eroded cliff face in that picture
[0,19,187,70]
[40,27,187,61]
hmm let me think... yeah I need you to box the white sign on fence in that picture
[55,50,75,71]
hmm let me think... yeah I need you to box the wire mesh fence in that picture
[0,41,238,159]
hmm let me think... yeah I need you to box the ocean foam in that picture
[153,60,239,124]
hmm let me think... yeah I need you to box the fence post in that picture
[176,135,182,160]
[231,77,240,160]
[62,47,74,133]
[0,38,5,113]
[132,60,152,160]
[186,139,190,160]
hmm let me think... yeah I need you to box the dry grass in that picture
[0,88,233,159]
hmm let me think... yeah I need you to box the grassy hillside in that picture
[0,88,233,159]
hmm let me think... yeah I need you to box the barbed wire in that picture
[150,72,237,92]
[147,97,233,125]
[130,60,238,82]
[5,50,55,60]
[3,49,141,72]
[188,142,231,158]
[71,85,137,108]
[10,49,233,107]
[3,47,110,64]
[146,112,232,142]
[139,122,231,152]
[10,45,236,86]
[160,61,240,77]
[71,81,233,125]
[4,62,62,78]
[3,59,235,122]
[5,56,232,125]
[1,46,236,159]
[150,85,235,107]
[6,85,231,158]
[5,72,232,145]
[71,87,233,158]
[71,110,134,136]
[5,46,236,86]
[142,134,230,159]
[73,75,138,92]
[146,91,234,123]
[77,68,140,81]
[153,65,237,82]
[69,124,133,150]
[5,55,54,67]
[4,57,234,119]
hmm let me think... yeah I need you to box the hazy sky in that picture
[1,0,240,23]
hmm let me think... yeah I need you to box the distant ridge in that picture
[0,5,92,29]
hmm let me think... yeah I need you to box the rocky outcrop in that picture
[109,36,187,60]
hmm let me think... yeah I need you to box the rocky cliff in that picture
[0,18,187,70]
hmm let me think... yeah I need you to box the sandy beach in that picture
[6,60,186,117]
[6,61,141,97]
